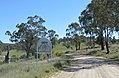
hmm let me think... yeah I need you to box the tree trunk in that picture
[105,40,109,54]
[100,29,105,50]
[26,51,30,58]
[100,36,104,50]
[92,36,95,48]
[4,46,10,63]
[78,41,80,50]
[25,46,31,58]
[105,27,110,54]
[90,35,92,48]
[75,41,78,51]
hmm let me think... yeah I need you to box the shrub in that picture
[53,62,63,70]
[10,55,19,62]
[20,54,26,59]
[0,60,3,65]
[110,54,119,61]
[55,52,65,57]
[64,60,71,65]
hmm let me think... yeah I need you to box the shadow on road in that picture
[63,54,119,72]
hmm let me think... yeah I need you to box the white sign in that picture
[36,38,52,64]
[37,38,52,54]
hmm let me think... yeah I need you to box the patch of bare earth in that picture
[51,55,119,78]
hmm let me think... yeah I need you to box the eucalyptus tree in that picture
[66,22,82,50]
[79,5,99,49]
[47,29,59,48]
[6,15,47,58]
[89,0,119,54]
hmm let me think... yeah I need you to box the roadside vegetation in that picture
[0,63,58,78]
[0,0,119,78]
[0,40,119,78]
[1,50,25,58]
[0,42,73,78]
[85,44,119,61]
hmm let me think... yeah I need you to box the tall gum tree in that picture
[90,0,119,54]
[6,15,47,58]
[47,29,59,48]
[79,0,119,53]
[66,22,82,50]
[79,5,104,50]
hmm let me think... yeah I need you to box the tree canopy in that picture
[6,15,58,58]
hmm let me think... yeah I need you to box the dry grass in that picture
[0,62,58,78]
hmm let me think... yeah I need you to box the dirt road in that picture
[51,55,119,78]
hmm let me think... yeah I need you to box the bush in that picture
[64,60,71,65]
[62,42,70,49]
[110,54,119,61]
[10,55,19,62]
[0,60,3,65]
[35,54,49,60]
[53,62,63,70]
[55,52,65,57]
[20,54,26,59]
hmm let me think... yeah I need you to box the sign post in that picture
[36,38,52,64]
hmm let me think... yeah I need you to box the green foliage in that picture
[0,60,3,65]
[66,22,83,50]
[10,55,18,62]
[53,59,71,70]
[62,42,70,49]
[52,43,66,52]
[79,0,119,53]
[53,62,63,70]
[55,52,65,57]
[47,29,59,48]
[34,54,48,60]
[78,44,119,61]
[63,59,71,66]
[6,15,59,58]
[5,15,47,58]
[1,50,25,58]
[19,54,26,59]
[1,50,25,62]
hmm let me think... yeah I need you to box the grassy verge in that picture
[75,44,119,61]
[53,52,75,70]
[1,50,25,58]
[0,50,26,63]
[0,42,78,78]
[0,43,69,78]
[0,62,58,78]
